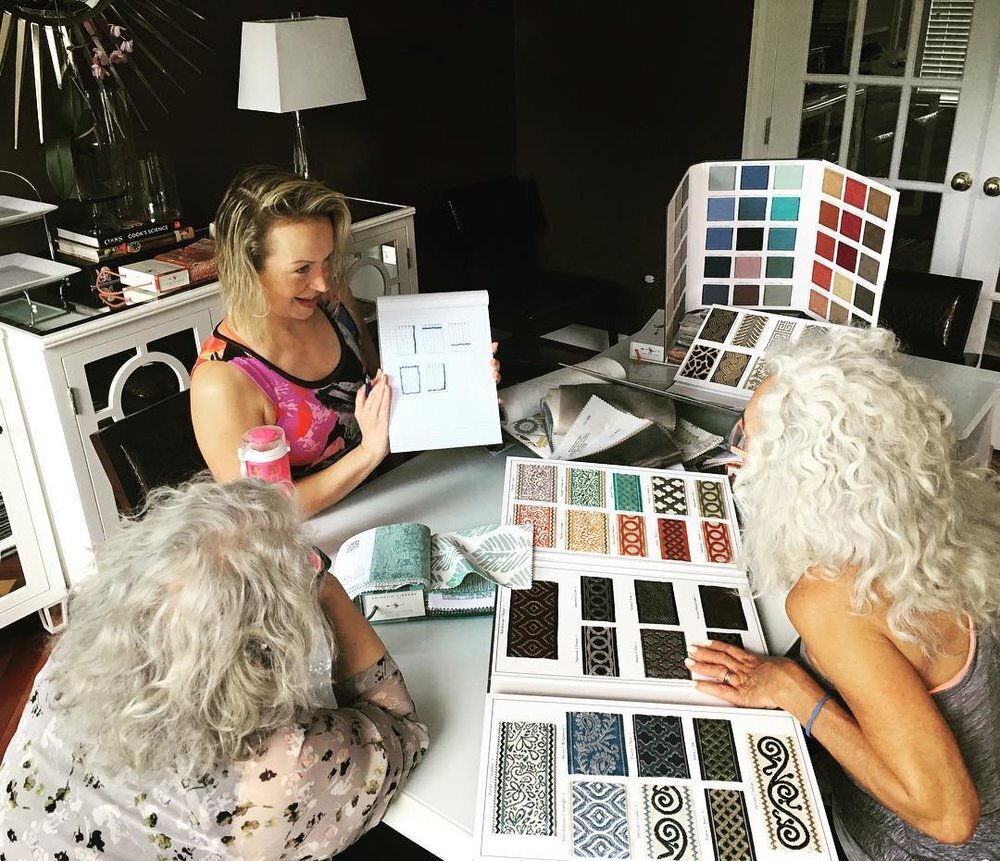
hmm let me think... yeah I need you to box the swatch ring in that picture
[722,669,733,685]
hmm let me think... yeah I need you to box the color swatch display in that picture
[664,159,898,334]
[502,457,745,575]
[475,694,837,860]
[670,306,833,410]
[491,562,768,706]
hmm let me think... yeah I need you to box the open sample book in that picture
[473,457,838,860]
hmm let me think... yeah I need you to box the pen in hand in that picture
[364,373,373,396]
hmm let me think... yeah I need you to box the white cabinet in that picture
[345,198,418,316]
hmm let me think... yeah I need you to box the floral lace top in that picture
[0,654,428,860]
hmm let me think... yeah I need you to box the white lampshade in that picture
[238,16,366,114]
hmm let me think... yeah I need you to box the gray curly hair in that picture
[48,478,335,778]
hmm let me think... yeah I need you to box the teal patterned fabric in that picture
[612,473,643,512]
[369,522,431,591]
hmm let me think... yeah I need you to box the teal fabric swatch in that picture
[612,473,642,512]
[369,523,431,591]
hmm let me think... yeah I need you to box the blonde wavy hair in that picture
[214,165,352,341]
[734,326,1000,654]
[48,478,336,779]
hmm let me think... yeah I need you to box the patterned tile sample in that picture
[642,784,700,861]
[694,718,742,782]
[567,711,627,776]
[634,579,679,625]
[494,721,556,835]
[568,468,605,507]
[699,585,747,630]
[582,625,620,677]
[696,480,726,518]
[514,504,556,548]
[617,514,647,557]
[581,575,615,623]
[652,476,687,515]
[732,313,768,348]
[658,518,692,562]
[633,714,689,779]
[640,629,689,679]
[702,520,734,564]
[705,788,757,861]
[682,344,719,381]
[507,580,559,659]
[702,308,739,343]
[567,510,609,554]
[571,781,630,859]
[743,357,769,392]
[612,472,643,512]
[710,351,751,387]
[708,631,744,649]
[516,462,556,502]
[748,734,822,853]
[768,318,796,348]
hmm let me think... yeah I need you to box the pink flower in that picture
[109,49,127,64]
[120,39,133,54]
[91,62,107,79]
[92,47,110,66]
[110,24,125,38]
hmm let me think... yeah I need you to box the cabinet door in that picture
[346,224,418,317]
[62,310,215,535]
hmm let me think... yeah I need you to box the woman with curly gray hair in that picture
[0,479,429,859]
[687,327,1000,859]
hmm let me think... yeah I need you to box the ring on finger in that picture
[722,669,733,685]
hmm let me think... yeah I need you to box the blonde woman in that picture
[0,479,429,858]
[687,328,1000,859]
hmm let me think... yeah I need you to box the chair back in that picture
[90,389,207,517]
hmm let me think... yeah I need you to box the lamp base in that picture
[292,110,310,179]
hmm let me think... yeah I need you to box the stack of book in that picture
[154,237,217,285]
[55,218,195,263]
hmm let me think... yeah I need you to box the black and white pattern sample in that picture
[633,714,689,779]
[582,625,620,677]
[768,318,797,348]
[701,308,739,343]
[424,362,446,391]
[447,321,472,349]
[699,585,748,631]
[708,631,744,649]
[743,357,770,392]
[581,576,616,623]
[705,788,757,861]
[681,345,719,381]
[640,629,689,680]
[571,781,630,859]
[418,324,445,353]
[493,721,556,835]
[694,718,742,782]
[567,711,628,776]
[634,579,680,625]
[642,785,700,861]
[506,580,558,659]
[695,480,726,519]
[747,734,823,853]
[652,475,688,515]
[732,313,768,349]
[399,365,421,394]
[395,325,416,355]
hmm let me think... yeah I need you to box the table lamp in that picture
[237,15,366,179]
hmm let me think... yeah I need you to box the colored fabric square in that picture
[743,357,769,392]
[658,519,692,561]
[696,480,726,518]
[571,781,630,859]
[809,290,829,317]
[710,352,750,387]
[822,167,843,198]
[733,256,761,278]
[704,256,731,278]
[567,510,609,554]
[702,520,735,564]
[507,580,559,659]
[740,164,769,189]
[818,200,839,230]
[582,625,620,677]
[732,313,767,348]
[768,226,796,250]
[763,284,792,305]
[640,629,689,679]
[867,187,891,220]
[863,221,885,253]
[515,462,556,502]
[568,468,605,507]
[709,166,737,191]
[768,318,796,347]
[695,718,741,782]
[854,284,876,315]
[844,177,867,209]
[617,514,647,557]
[642,785,700,861]
[736,227,764,250]
[581,575,615,623]
[634,714,689,779]
[680,344,719,380]
[705,789,756,861]
[747,734,823,853]
[708,631,744,648]
[812,261,832,290]
[833,272,853,301]
[774,164,804,189]
[635,579,679,625]
[701,308,738,343]
[707,197,736,221]
[815,231,836,261]
[766,256,794,278]
[651,476,687,515]
[699,584,747,630]
[701,284,730,305]
[612,472,642,512]
[706,227,733,250]
[858,252,880,285]
[514,503,556,548]
[738,197,767,220]
[567,712,627,775]
[840,210,862,241]
[829,301,849,324]
[770,196,800,221]
[836,242,858,273]
[494,721,556,835]
[733,284,759,305]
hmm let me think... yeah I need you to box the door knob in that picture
[950,171,973,191]
[984,177,1000,197]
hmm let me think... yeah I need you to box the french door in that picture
[744,0,1000,363]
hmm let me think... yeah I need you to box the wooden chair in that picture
[89,389,207,517]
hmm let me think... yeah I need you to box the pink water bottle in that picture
[238,425,293,492]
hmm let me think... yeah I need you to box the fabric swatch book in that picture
[331,521,532,622]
